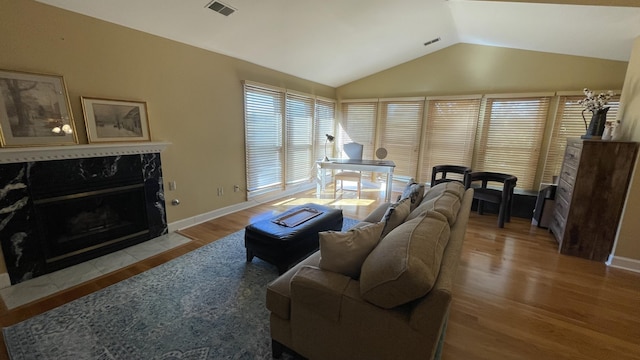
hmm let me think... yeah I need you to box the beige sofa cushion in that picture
[359,210,451,309]
[381,198,411,238]
[423,181,466,202]
[319,222,385,279]
[361,202,391,224]
[407,191,461,225]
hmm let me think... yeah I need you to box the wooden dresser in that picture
[549,138,638,262]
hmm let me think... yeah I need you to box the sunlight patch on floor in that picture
[331,198,375,206]
[271,196,375,207]
[273,197,335,206]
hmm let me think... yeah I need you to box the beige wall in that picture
[0,0,335,225]
[614,36,640,262]
[337,43,628,99]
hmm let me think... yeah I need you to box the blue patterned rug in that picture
[3,217,359,359]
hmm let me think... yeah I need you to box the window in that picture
[244,82,335,197]
[285,92,313,185]
[473,95,551,190]
[378,98,424,179]
[338,101,377,159]
[245,85,612,197]
[314,98,336,162]
[542,94,620,183]
[244,84,283,194]
[419,97,481,183]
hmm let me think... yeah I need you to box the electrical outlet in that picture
[169,181,177,191]
[234,185,240,192]
[217,187,223,196]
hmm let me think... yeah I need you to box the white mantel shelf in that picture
[0,142,171,164]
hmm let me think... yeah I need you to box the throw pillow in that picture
[360,210,451,309]
[398,178,425,212]
[381,198,411,238]
[318,222,385,279]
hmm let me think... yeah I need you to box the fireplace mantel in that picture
[0,142,170,164]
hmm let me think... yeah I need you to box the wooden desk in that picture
[316,159,396,202]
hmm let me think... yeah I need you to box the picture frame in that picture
[81,97,151,143]
[0,69,78,147]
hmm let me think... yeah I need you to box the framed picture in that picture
[81,97,151,143]
[0,69,77,147]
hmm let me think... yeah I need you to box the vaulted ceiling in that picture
[36,0,640,87]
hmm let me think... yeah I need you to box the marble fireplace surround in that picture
[0,142,170,287]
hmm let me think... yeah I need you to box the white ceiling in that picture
[35,0,640,87]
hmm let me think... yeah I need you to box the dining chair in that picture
[334,142,363,198]
[464,171,517,228]
[431,165,472,186]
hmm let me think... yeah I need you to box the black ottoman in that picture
[245,203,343,274]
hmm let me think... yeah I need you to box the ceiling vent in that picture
[206,1,236,16]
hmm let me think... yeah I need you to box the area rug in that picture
[3,217,359,360]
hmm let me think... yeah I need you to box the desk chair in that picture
[464,171,517,228]
[334,142,363,198]
[431,165,471,186]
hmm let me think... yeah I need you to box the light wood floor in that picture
[0,187,638,360]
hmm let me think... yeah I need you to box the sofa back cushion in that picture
[423,181,466,202]
[359,210,451,309]
[406,191,461,225]
[360,202,392,224]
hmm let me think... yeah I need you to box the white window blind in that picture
[419,97,481,183]
[314,98,336,161]
[379,99,424,179]
[285,92,314,185]
[244,84,284,193]
[542,95,620,183]
[474,96,551,190]
[338,101,377,160]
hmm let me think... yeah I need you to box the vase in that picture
[611,122,621,140]
[602,124,612,140]
[581,107,609,139]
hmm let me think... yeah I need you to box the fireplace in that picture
[0,143,168,285]
[33,181,150,272]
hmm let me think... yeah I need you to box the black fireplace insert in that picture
[33,183,149,269]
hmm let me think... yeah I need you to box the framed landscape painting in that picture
[81,97,151,143]
[0,69,78,147]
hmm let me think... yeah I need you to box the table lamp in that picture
[323,134,334,162]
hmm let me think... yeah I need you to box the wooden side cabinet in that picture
[549,138,638,262]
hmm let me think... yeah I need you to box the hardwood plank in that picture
[0,188,638,360]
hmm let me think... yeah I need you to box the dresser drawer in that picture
[563,141,582,171]
[554,193,570,220]
[549,212,565,244]
[559,161,578,185]
[556,178,574,204]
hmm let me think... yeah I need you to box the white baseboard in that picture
[606,255,640,273]
[168,201,255,232]
[167,183,315,233]
[0,272,11,289]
